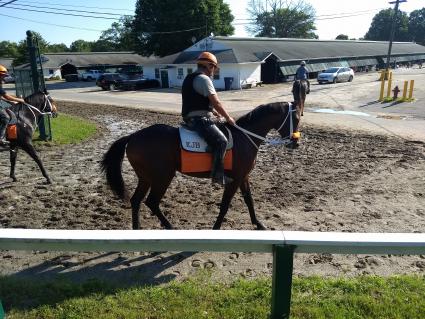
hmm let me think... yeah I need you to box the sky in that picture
[0,0,424,47]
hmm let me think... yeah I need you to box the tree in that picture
[99,15,135,51]
[364,8,410,41]
[408,8,425,45]
[132,0,234,57]
[246,0,317,38]
[46,43,69,53]
[70,39,94,52]
[335,34,349,40]
[0,41,19,58]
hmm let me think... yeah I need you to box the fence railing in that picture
[1,229,425,319]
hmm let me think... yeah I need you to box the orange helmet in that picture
[0,64,8,76]
[197,52,218,67]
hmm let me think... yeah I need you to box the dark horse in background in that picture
[292,80,308,117]
[2,91,57,184]
[101,96,301,230]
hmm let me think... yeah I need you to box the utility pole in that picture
[385,0,407,71]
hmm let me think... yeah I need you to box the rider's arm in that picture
[208,94,235,125]
[1,93,25,104]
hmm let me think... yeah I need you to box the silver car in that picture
[317,67,354,84]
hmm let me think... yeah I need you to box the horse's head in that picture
[276,102,300,136]
[24,90,58,116]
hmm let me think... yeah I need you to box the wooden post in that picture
[408,80,414,99]
[271,245,295,319]
[402,81,408,99]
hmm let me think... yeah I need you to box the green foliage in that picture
[69,39,94,52]
[132,0,234,57]
[408,8,425,45]
[364,8,410,41]
[98,16,135,51]
[0,41,19,58]
[1,274,424,319]
[247,0,317,39]
[336,34,349,40]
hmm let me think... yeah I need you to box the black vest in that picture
[181,72,211,118]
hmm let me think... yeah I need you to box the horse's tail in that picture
[101,135,131,200]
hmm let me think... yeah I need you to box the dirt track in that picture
[0,101,424,283]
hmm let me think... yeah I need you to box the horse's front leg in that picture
[9,146,18,182]
[21,142,51,184]
[213,181,239,230]
[240,179,266,230]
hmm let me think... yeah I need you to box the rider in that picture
[181,51,236,185]
[295,60,310,94]
[0,64,25,146]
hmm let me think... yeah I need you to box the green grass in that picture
[1,274,424,319]
[34,113,98,146]
[381,96,415,103]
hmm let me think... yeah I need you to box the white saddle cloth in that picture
[179,126,233,153]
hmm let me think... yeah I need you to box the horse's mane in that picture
[236,102,287,127]
[24,90,47,107]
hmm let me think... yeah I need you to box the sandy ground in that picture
[0,100,424,285]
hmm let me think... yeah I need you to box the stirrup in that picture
[212,174,233,185]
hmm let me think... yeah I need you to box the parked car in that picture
[96,73,127,90]
[317,67,354,84]
[81,70,103,81]
[114,74,160,90]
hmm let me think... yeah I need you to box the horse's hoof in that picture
[44,179,52,185]
[256,223,266,230]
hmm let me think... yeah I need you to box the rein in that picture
[19,94,54,130]
[233,103,296,150]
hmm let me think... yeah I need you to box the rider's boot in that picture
[211,144,233,185]
[0,124,9,147]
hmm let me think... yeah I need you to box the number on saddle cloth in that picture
[178,124,234,173]
[178,125,233,153]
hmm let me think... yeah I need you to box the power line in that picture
[0,0,17,7]
[2,5,121,20]
[0,12,104,32]
[9,2,125,17]
[1,0,134,12]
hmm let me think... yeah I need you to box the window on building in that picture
[49,69,54,75]
[177,68,184,79]
[155,68,160,79]
[187,68,193,74]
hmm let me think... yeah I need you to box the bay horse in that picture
[292,80,308,116]
[2,90,57,184]
[101,99,301,230]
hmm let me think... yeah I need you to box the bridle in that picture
[21,93,56,128]
[233,103,297,150]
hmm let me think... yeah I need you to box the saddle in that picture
[179,124,233,173]
[5,109,18,141]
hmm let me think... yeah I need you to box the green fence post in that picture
[0,300,4,319]
[270,245,295,319]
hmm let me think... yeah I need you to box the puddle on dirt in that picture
[312,109,373,117]
[98,115,143,137]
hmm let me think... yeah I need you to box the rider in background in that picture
[295,61,310,94]
[181,52,236,185]
[0,65,25,146]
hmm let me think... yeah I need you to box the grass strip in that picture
[33,113,98,146]
[1,274,424,319]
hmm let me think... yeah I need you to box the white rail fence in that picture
[1,229,425,318]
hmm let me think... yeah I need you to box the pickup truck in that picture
[81,70,103,81]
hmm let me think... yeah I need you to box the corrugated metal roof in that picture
[0,58,14,69]
[212,37,425,63]
[15,52,155,69]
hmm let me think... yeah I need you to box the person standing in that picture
[295,61,310,93]
[0,65,25,146]
[181,52,235,185]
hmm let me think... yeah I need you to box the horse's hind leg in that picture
[20,142,51,184]
[213,182,239,230]
[9,146,18,182]
[130,179,150,230]
[240,179,266,230]
[145,176,174,229]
